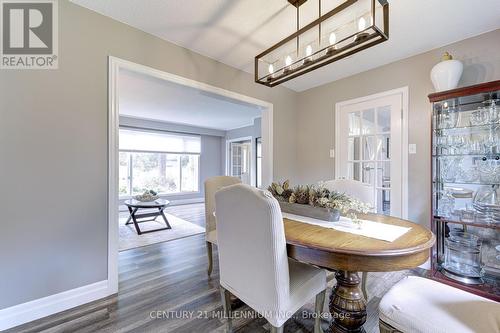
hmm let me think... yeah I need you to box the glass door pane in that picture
[230,140,252,185]
[337,92,403,217]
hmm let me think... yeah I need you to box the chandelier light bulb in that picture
[329,32,337,45]
[306,45,313,57]
[358,17,366,31]
[268,64,274,74]
[285,55,292,66]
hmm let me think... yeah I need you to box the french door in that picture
[335,91,406,218]
[228,139,252,185]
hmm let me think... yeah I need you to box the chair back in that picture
[215,184,290,313]
[204,176,241,234]
[322,179,375,210]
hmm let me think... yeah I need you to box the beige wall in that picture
[296,28,500,227]
[0,0,297,309]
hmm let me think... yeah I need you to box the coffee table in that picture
[124,199,172,235]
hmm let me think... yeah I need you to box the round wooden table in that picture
[284,214,435,333]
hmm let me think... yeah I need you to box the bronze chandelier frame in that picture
[255,0,389,87]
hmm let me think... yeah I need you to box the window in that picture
[119,129,200,197]
[256,137,262,188]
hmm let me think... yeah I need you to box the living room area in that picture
[115,63,268,251]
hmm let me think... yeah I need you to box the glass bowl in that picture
[444,231,484,279]
[473,185,500,223]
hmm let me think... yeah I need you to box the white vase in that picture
[430,52,463,92]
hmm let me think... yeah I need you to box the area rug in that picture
[119,212,205,251]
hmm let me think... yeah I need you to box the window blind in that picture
[119,128,201,154]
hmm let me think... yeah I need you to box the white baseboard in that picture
[0,280,112,331]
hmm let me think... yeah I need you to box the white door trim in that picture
[334,87,409,219]
[0,56,274,331]
[108,56,274,293]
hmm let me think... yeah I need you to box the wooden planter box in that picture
[279,201,340,222]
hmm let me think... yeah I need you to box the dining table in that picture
[283,213,435,333]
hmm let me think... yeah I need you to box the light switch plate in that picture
[330,149,335,158]
[409,144,417,154]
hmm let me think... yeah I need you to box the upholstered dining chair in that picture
[322,179,375,300]
[322,179,375,209]
[379,276,500,333]
[215,184,327,333]
[204,176,242,276]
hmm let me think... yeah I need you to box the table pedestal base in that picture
[328,271,367,333]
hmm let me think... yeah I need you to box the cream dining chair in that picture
[204,176,242,276]
[322,179,375,300]
[322,179,375,208]
[215,184,327,333]
[379,276,500,333]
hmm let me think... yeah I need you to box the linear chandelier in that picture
[255,0,389,87]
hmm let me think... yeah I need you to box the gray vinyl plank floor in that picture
[6,203,423,333]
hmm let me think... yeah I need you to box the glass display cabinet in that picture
[429,80,500,301]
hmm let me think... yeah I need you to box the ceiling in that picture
[72,0,500,92]
[119,69,262,131]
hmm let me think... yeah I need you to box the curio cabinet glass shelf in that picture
[429,80,500,301]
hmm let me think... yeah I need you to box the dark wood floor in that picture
[7,203,423,333]
[164,203,205,228]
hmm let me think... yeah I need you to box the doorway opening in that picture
[107,56,274,293]
[227,138,252,185]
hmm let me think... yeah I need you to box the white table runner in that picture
[283,213,411,242]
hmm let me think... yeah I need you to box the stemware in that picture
[485,99,499,124]
[467,135,484,154]
[470,109,488,126]
[459,164,480,183]
[477,159,500,183]
[437,189,455,217]
[440,156,463,182]
[481,127,499,154]
[437,111,459,129]
[451,135,466,154]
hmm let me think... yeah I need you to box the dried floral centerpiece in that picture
[134,190,160,202]
[268,180,371,223]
